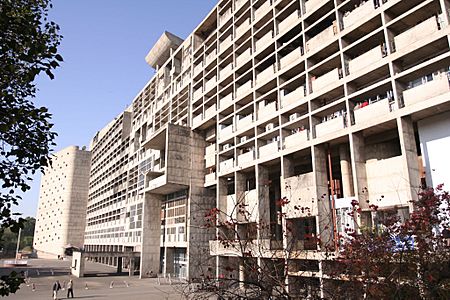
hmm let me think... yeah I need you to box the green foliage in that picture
[0,217,35,256]
[0,0,61,232]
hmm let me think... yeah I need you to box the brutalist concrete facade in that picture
[80,0,450,294]
[34,146,91,258]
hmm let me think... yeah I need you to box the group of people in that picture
[52,279,74,300]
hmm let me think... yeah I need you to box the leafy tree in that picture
[0,0,61,230]
[0,0,62,296]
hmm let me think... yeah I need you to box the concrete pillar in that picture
[257,165,271,239]
[349,132,369,209]
[236,172,247,222]
[339,145,354,197]
[117,257,122,273]
[129,257,135,277]
[312,145,333,249]
[397,116,420,206]
[140,193,163,278]
[71,251,85,278]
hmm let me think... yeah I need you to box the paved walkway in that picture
[1,259,184,300]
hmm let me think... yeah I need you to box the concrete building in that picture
[34,146,91,258]
[80,0,450,296]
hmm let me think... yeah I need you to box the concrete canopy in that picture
[145,31,183,69]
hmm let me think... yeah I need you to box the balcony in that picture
[205,172,216,187]
[254,0,272,21]
[219,63,233,80]
[259,141,279,158]
[194,62,203,76]
[315,114,346,138]
[284,130,309,149]
[220,158,235,174]
[243,189,258,222]
[342,0,375,29]
[193,87,203,101]
[354,98,392,124]
[403,74,450,106]
[205,76,217,93]
[236,18,251,38]
[311,68,340,93]
[236,48,252,67]
[235,0,246,11]
[237,149,255,166]
[279,47,303,70]
[236,80,253,99]
[394,16,441,52]
[236,113,254,131]
[278,10,300,35]
[280,86,305,108]
[193,113,203,127]
[256,64,276,86]
[348,46,384,76]
[219,8,232,26]
[205,103,217,119]
[219,93,234,110]
[306,22,337,53]
[258,101,277,119]
[305,0,327,14]
[205,49,217,66]
[205,152,216,169]
[227,194,237,220]
[219,124,234,140]
[255,30,274,52]
[220,35,233,53]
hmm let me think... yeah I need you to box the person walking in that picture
[52,280,61,300]
[67,279,74,298]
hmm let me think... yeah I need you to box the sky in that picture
[18,0,217,218]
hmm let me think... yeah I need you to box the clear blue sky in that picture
[19,0,217,218]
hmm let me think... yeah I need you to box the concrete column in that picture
[235,172,247,222]
[140,193,163,278]
[397,116,421,206]
[339,145,354,197]
[129,257,135,277]
[349,132,369,209]
[282,156,295,179]
[257,165,271,239]
[312,145,333,249]
[117,257,122,273]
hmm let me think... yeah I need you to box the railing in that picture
[353,98,391,123]
[205,49,217,66]
[348,46,384,75]
[254,0,272,21]
[219,8,232,26]
[236,113,253,131]
[205,153,215,168]
[235,0,247,11]
[219,93,234,109]
[255,30,273,52]
[279,46,302,70]
[192,113,203,127]
[236,48,252,67]
[259,141,279,158]
[219,124,234,140]
[205,172,216,186]
[219,63,233,80]
[284,130,309,149]
[205,75,217,93]
[306,22,337,53]
[193,87,203,101]
[193,62,203,76]
[394,16,441,52]
[236,18,251,37]
[220,158,235,173]
[278,10,300,34]
[305,0,326,14]
[205,103,217,119]
[220,35,233,52]
[315,114,346,137]
[403,73,450,106]
[258,101,277,119]
[342,0,375,29]
[238,150,255,166]
[256,64,276,85]
[311,68,340,93]
[236,80,253,98]
[280,86,305,108]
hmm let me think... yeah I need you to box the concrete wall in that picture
[418,111,450,189]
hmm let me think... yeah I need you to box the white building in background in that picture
[34,146,91,258]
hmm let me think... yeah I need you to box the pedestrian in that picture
[52,280,61,300]
[67,279,74,298]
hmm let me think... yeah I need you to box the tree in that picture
[0,0,62,295]
[335,185,450,299]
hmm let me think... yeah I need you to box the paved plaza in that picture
[1,259,185,299]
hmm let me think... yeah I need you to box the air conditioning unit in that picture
[266,123,274,131]
[223,143,232,150]
[289,113,300,121]
[240,136,248,143]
